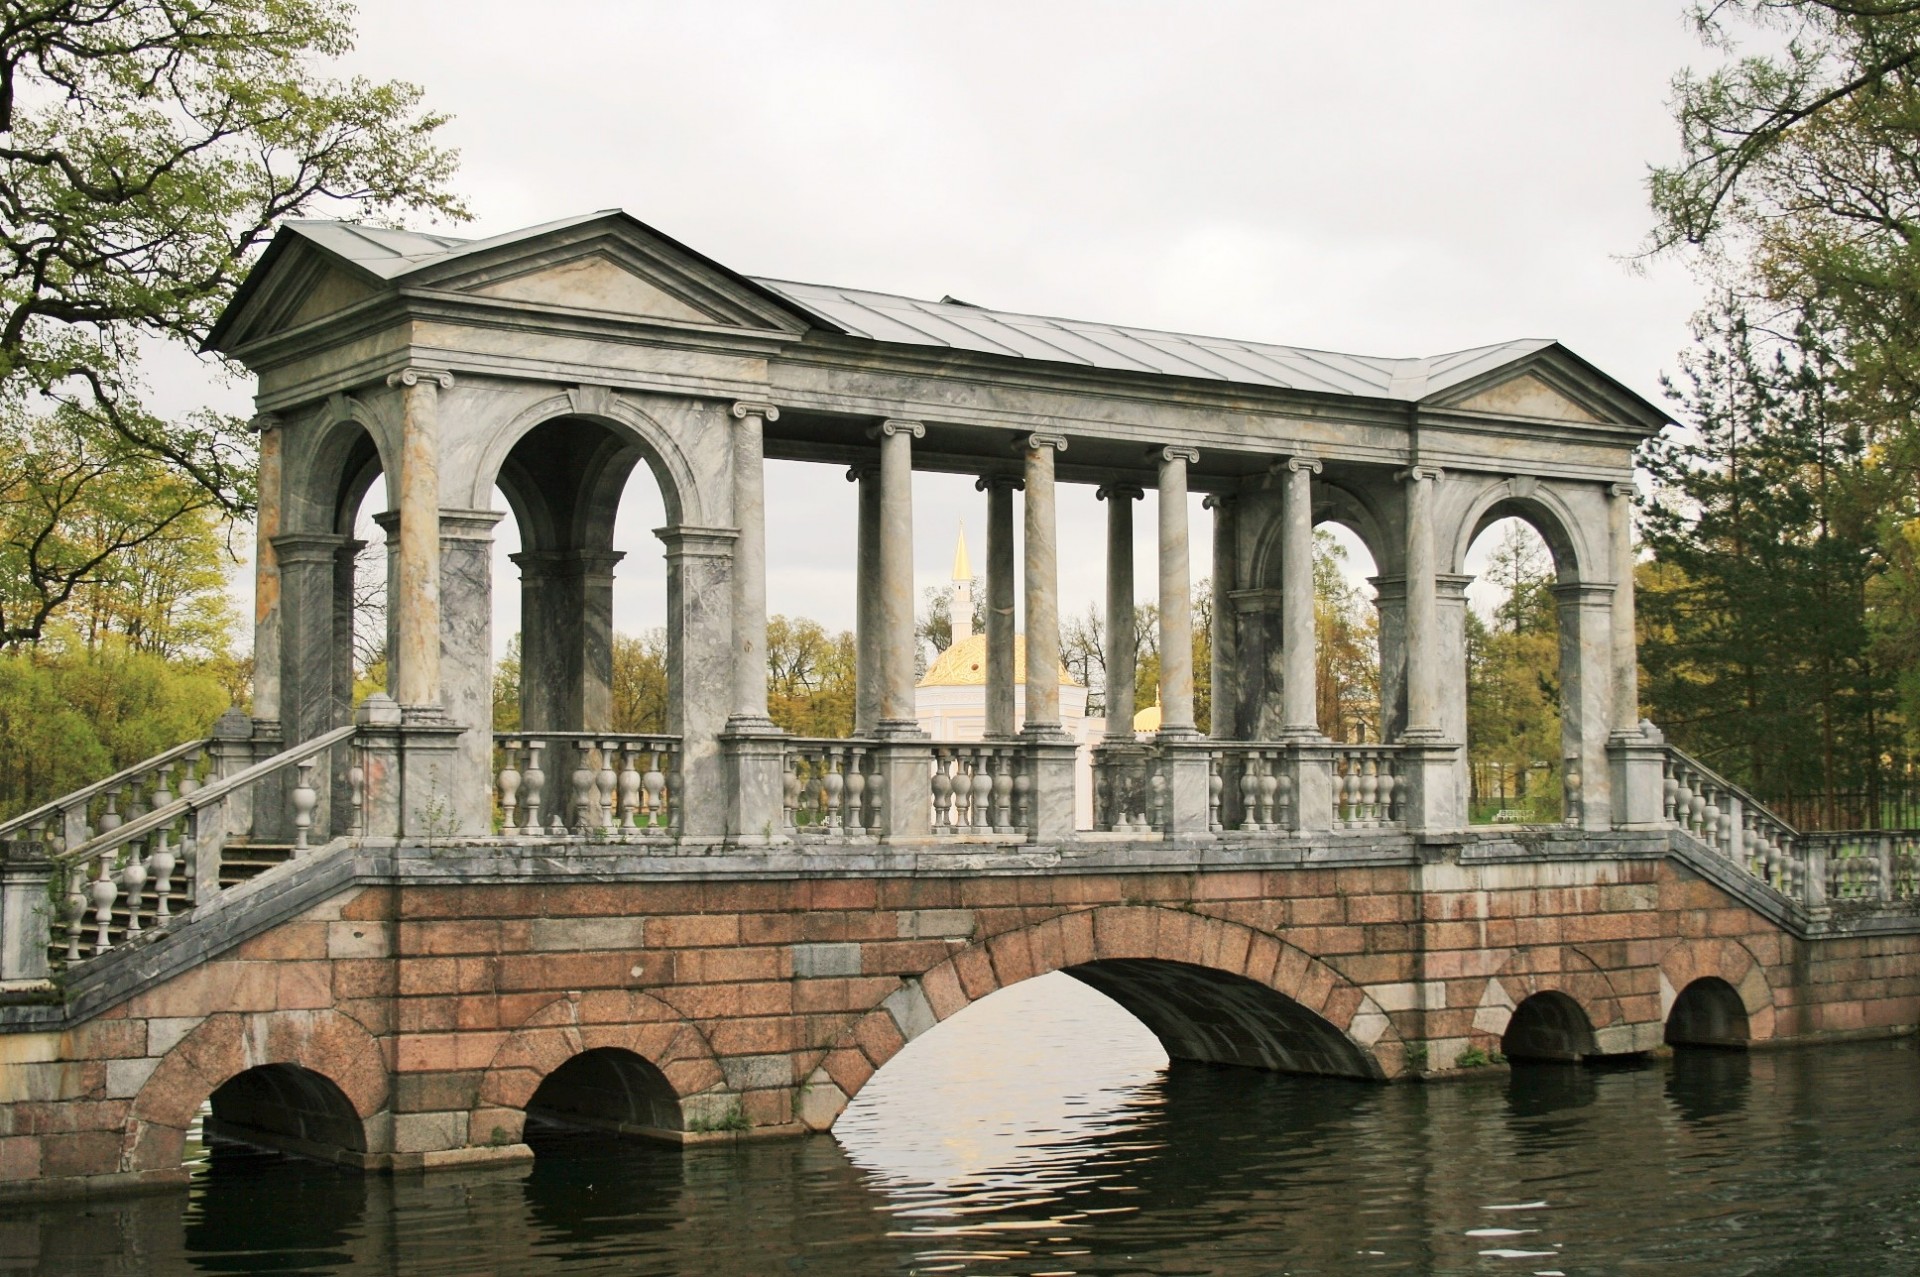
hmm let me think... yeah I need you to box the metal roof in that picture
[255,216,1567,403]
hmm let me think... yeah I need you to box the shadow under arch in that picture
[1502,990,1598,1062]
[525,1046,682,1141]
[801,905,1405,1132]
[205,1062,367,1164]
[1448,475,1593,583]
[1666,976,1751,1048]
[467,388,704,529]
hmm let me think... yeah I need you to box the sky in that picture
[182,0,1714,654]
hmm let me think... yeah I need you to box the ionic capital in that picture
[845,463,878,483]
[1609,481,1636,499]
[1097,482,1146,502]
[1201,492,1237,511]
[249,411,281,434]
[731,400,781,423]
[1154,444,1200,465]
[1285,454,1323,476]
[877,418,925,439]
[1396,464,1444,483]
[1022,432,1068,453]
[386,367,454,390]
[975,473,1025,493]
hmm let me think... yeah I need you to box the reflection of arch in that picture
[1448,476,1593,582]
[467,389,704,528]
[472,992,723,1147]
[125,1008,389,1173]
[1502,990,1597,1061]
[1658,939,1774,1044]
[798,905,1406,1131]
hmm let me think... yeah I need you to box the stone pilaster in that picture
[387,368,452,710]
[658,526,738,840]
[727,402,780,734]
[0,837,51,983]
[1278,455,1322,739]
[876,420,925,739]
[1554,580,1617,831]
[1098,482,1143,741]
[269,530,351,836]
[852,465,882,735]
[1154,445,1199,739]
[1205,493,1238,741]
[979,474,1022,740]
[250,414,284,730]
[439,509,504,836]
[1021,433,1070,742]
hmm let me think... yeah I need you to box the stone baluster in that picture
[1662,759,1679,823]
[90,853,116,954]
[62,861,86,965]
[522,740,546,835]
[148,764,178,922]
[822,756,844,831]
[291,757,318,853]
[618,744,642,832]
[497,741,522,833]
[572,742,596,833]
[1273,758,1294,830]
[931,751,954,832]
[782,754,802,833]
[844,747,868,837]
[971,757,994,832]
[1207,752,1224,833]
[597,745,619,835]
[1013,755,1034,832]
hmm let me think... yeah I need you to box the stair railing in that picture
[0,737,215,852]
[48,725,358,969]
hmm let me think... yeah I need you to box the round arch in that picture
[1658,938,1775,1044]
[279,392,400,537]
[1469,944,1630,1060]
[1446,476,1595,583]
[1246,476,1396,590]
[471,991,724,1147]
[1502,990,1598,1061]
[796,905,1406,1132]
[124,1008,389,1174]
[464,388,706,529]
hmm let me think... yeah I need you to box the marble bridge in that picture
[2,211,1918,1198]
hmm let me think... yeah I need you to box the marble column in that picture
[250,415,284,734]
[1155,446,1200,738]
[728,402,780,733]
[1279,456,1322,739]
[876,420,925,737]
[439,510,504,835]
[268,530,350,837]
[851,465,881,735]
[1098,483,1143,740]
[1609,482,1639,734]
[1020,433,1070,740]
[978,474,1022,739]
[1370,575,1406,741]
[331,536,364,835]
[658,526,738,839]
[386,368,452,710]
[1205,493,1238,740]
[1399,466,1444,741]
[512,548,624,731]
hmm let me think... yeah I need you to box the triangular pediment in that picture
[455,246,766,327]
[285,264,381,328]
[1450,371,1604,424]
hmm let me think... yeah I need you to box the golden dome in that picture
[918,633,1080,688]
[1132,703,1161,732]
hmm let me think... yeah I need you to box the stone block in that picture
[720,1054,791,1091]
[798,1073,848,1131]
[882,982,936,1042]
[896,909,975,940]
[328,921,390,959]
[393,1111,467,1155]
[104,1058,160,1100]
[792,942,862,979]
[528,917,647,952]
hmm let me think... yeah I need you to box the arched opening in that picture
[1665,976,1751,1048]
[1501,990,1598,1063]
[1461,514,1566,824]
[203,1063,366,1166]
[524,1046,682,1147]
[1313,521,1382,744]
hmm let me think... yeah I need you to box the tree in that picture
[0,0,465,514]
[1313,531,1380,741]
[767,614,855,737]
[1638,302,1894,815]
[612,630,669,734]
[1466,522,1561,818]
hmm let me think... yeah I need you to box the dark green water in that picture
[9,973,1920,1276]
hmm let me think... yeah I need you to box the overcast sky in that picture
[194,1,1712,654]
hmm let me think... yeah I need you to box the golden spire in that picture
[952,520,972,583]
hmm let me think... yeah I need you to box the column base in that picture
[875,719,928,741]
[1157,739,1214,839]
[724,732,790,845]
[1021,724,1075,746]
[725,714,784,737]
[1395,739,1463,833]
[1025,739,1079,841]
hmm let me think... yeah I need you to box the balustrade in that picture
[1093,745,1158,833]
[1208,746,1292,833]
[493,733,680,837]
[1333,746,1402,829]
[783,739,883,840]
[929,744,1031,837]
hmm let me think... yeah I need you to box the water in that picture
[11,973,1920,1276]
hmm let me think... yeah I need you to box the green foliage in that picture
[0,640,229,820]
[767,615,854,737]
[0,0,466,514]
[1314,532,1380,741]
[1467,522,1562,822]
[1639,303,1896,801]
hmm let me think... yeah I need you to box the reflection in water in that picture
[9,977,1920,1275]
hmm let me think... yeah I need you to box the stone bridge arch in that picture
[1468,944,1635,1060]
[470,990,725,1147]
[1658,938,1776,1045]
[123,1008,389,1175]
[796,905,1407,1132]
